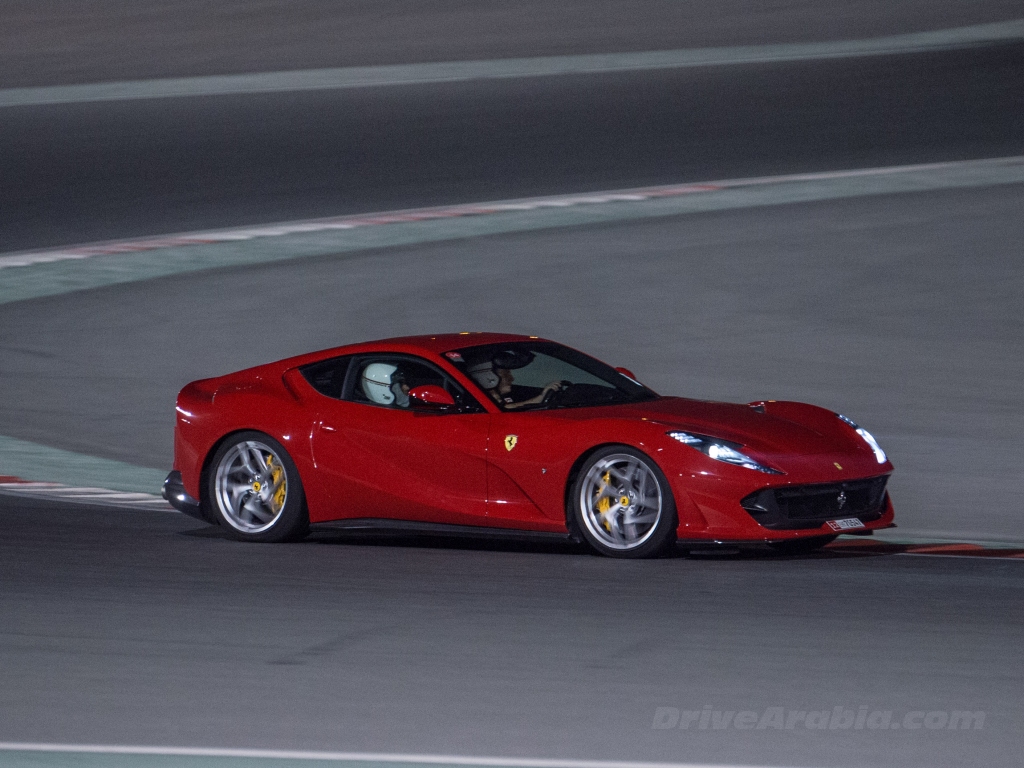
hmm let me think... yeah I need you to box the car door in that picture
[485,410,582,525]
[469,344,640,526]
[309,354,490,525]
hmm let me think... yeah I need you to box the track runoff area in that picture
[1,155,1024,563]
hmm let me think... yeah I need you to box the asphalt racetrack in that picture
[2,494,1021,768]
[1,6,1023,768]
[2,42,1024,252]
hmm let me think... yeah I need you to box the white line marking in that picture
[50,492,154,499]
[44,488,145,495]
[0,743,799,768]
[1,20,1022,107]
[0,485,82,493]
[0,481,173,510]
[0,485,115,494]
[2,155,1022,271]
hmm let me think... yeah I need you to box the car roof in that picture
[359,332,544,354]
[267,332,550,372]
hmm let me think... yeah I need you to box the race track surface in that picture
[3,43,1024,252]
[1,495,1020,768]
[5,0,1022,87]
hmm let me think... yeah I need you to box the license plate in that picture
[826,518,865,531]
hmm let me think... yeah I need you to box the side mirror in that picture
[409,385,456,408]
[615,366,639,382]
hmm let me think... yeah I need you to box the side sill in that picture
[312,517,574,543]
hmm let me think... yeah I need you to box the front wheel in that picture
[570,446,677,558]
[206,431,308,542]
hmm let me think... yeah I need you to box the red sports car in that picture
[164,333,895,557]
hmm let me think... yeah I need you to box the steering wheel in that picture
[542,380,573,404]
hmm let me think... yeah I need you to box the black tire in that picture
[767,534,838,555]
[205,431,308,543]
[569,445,677,558]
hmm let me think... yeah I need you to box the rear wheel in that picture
[206,431,308,542]
[570,446,677,558]
[767,534,838,555]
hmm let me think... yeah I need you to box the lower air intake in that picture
[741,475,889,530]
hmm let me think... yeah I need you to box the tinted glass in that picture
[343,355,484,413]
[299,356,351,399]
[445,342,658,411]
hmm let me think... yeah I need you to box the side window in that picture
[299,355,352,399]
[344,355,484,413]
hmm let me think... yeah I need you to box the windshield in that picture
[444,341,658,411]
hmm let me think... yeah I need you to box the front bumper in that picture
[162,470,205,521]
[740,475,890,530]
[671,466,896,542]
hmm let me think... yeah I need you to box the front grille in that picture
[741,475,889,530]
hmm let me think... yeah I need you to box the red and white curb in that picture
[0,477,171,511]
[4,156,1024,271]
[0,184,720,269]
[828,539,1024,559]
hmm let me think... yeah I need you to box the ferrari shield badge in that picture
[504,434,518,452]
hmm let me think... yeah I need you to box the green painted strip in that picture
[0,435,165,494]
[0,756,588,768]
[0,759,737,768]
[0,754,448,768]
[2,20,1023,107]
[2,157,1024,308]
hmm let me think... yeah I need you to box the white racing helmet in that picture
[362,362,398,404]
[468,361,500,390]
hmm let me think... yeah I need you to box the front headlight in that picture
[668,431,783,474]
[837,414,887,464]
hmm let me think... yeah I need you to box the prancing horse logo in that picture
[837,490,848,510]
[504,434,518,451]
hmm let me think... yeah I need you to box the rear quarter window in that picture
[299,356,352,399]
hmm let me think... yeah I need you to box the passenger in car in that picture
[361,362,411,407]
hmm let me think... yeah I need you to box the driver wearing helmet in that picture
[361,362,411,408]
[468,351,562,410]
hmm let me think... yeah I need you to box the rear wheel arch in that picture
[200,429,309,541]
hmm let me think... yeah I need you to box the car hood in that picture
[581,397,857,457]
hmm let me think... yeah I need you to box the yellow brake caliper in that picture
[267,455,286,510]
[595,471,612,530]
